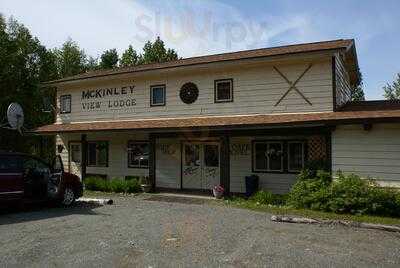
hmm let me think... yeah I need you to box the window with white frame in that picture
[150,85,166,106]
[253,140,306,173]
[87,141,108,167]
[214,79,233,102]
[127,141,149,168]
[60,95,71,113]
[253,141,283,172]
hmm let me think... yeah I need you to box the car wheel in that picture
[61,187,75,206]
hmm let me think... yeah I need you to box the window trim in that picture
[127,140,149,169]
[86,141,109,167]
[150,84,166,107]
[214,78,233,103]
[252,140,284,173]
[251,140,307,174]
[60,94,71,114]
[69,142,82,164]
[288,141,306,173]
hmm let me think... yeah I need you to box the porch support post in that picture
[81,134,87,180]
[325,130,332,174]
[149,133,156,191]
[220,135,230,196]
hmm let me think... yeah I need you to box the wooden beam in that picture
[274,64,313,106]
[149,133,156,191]
[220,135,230,196]
[81,134,87,180]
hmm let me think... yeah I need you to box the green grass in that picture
[222,197,400,226]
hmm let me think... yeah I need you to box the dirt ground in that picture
[1,194,400,267]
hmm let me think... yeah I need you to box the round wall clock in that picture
[180,82,199,104]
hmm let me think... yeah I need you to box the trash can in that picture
[245,175,259,198]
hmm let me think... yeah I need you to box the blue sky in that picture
[1,0,399,99]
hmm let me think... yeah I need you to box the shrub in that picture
[287,170,332,209]
[84,176,141,194]
[84,176,108,191]
[288,171,400,217]
[249,190,287,206]
[326,173,373,214]
[109,178,127,193]
[126,179,141,193]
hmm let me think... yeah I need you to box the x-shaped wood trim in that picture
[273,64,313,106]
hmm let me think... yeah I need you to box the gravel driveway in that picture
[1,194,400,267]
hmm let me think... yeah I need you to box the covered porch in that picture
[50,125,332,195]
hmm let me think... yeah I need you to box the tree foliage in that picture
[53,38,87,78]
[351,70,365,101]
[383,73,400,100]
[139,37,178,64]
[0,15,57,159]
[100,48,119,69]
[120,45,139,67]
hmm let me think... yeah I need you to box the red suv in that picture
[0,152,83,206]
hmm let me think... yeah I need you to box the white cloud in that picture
[0,0,314,58]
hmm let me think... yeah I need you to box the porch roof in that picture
[34,103,400,134]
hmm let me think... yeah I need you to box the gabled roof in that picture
[43,39,358,86]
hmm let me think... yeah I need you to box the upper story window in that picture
[127,141,149,168]
[60,95,71,114]
[87,141,108,167]
[150,84,166,106]
[214,79,233,103]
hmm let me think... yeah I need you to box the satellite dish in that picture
[7,102,24,132]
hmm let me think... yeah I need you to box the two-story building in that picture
[35,39,400,194]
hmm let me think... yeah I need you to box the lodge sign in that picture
[81,85,136,111]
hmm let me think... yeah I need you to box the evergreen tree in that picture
[0,15,58,159]
[139,37,178,64]
[351,70,365,101]
[100,48,119,69]
[383,73,400,100]
[53,38,87,78]
[120,45,139,67]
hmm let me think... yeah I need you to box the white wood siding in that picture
[56,58,333,124]
[56,131,149,179]
[332,124,400,187]
[230,137,297,194]
[335,54,352,107]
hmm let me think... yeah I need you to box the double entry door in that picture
[182,142,220,190]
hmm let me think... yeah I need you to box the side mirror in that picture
[52,155,64,173]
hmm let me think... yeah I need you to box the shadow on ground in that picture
[144,195,210,205]
[0,201,106,225]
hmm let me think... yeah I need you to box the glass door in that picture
[182,144,202,189]
[182,142,220,190]
[202,144,220,189]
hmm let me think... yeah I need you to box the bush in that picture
[249,190,287,206]
[287,170,332,210]
[84,176,108,191]
[288,171,400,217]
[109,178,127,193]
[84,176,141,194]
[126,179,141,193]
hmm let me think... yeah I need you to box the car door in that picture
[0,155,24,201]
[22,156,51,200]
